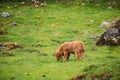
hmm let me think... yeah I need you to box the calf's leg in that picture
[67,53,70,60]
[81,52,85,61]
[75,52,80,61]
[63,51,69,61]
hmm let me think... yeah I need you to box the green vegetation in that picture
[0,1,120,80]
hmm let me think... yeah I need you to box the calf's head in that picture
[55,51,63,61]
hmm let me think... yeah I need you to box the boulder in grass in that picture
[100,21,110,27]
[0,12,11,17]
[96,18,120,46]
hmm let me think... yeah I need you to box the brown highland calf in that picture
[55,41,85,61]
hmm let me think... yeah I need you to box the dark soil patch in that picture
[21,48,38,53]
[68,74,86,80]
[0,42,23,50]
[32,44,46,47]
[68,73,113,80]
[72,30,78,33]
[90,73,113,80]
[21,48,48,56]
[0,61,8,64]
[10,76,15,80]
[37,51,48,56]
[75,74,86,80]
[42,74,46,77]
[0,29,8,35]
[6,21,18,26]
[1,51,14,56]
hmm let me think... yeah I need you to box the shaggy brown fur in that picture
[55,41,85,61]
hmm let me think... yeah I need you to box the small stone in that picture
[100,21,110,27]
[81,3,85,6]
[90,20,94,22]
[84,31,89,35]
[91,36,97,39]
[108,6,112,9]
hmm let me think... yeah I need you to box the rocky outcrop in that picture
[96,18,120,46]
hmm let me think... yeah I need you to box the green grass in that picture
[0,2,120,80]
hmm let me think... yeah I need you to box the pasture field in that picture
[0,1,120,80]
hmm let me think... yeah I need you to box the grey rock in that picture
[100,21,110,27]
[1,12,11,17]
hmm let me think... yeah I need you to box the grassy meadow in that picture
[0,1,120,80]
